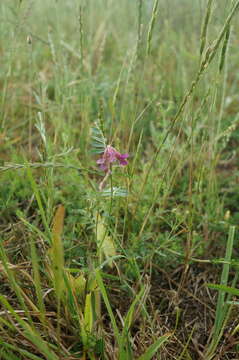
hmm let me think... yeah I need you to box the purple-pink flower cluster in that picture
[97,145,129,172]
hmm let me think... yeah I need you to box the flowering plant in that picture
[97,145,129,172]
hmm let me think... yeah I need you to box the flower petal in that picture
[97,145,129,171]
[99,163,108,171]
[97,158,105,164]
[120,153,129,159]
[119,159,128,166]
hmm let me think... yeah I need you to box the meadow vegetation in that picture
[1,0,239,359]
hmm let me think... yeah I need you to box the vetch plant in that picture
[97,145,129,191]
[92,121,129,191]
[2,0,239,358]
[96,145,129,172]
[92,121,129,264]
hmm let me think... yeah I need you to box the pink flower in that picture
[97,145,129,172]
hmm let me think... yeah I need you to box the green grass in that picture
[1,0,239,358]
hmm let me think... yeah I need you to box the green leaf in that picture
[95,270,121,345]
[207,283,239,297]
[0,296,59,360]
[96,215,116,267]
[91,121,107,154]
[84,293,93,334]
[50,204,65,298]
[0,338,44,360]
[137,333,171,360]
[101,187,128,198]
[122,287,146,339]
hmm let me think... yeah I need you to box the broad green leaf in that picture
[101,235,116,267]
[73,274,87,298]
[84,293,93,334]
[96,216,116,267]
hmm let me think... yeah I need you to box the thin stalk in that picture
[200,0,214,55]
[146,0,159,55]
[134,0,239,214]
[205,226,235,358]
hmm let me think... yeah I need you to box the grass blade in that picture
[0,338,45,360]
[29,236,47,327]
[0,295,59,360]
[95,270,121,346]
[137,333,171,360]
[200,0,214,55]
[146,0,159,55]
[50,204,65,298]
[205,225,235,358]
[206,283,239,297]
